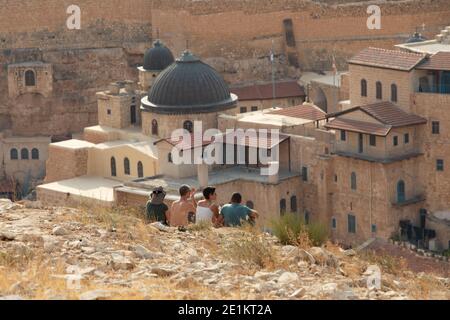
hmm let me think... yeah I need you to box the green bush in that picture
[271,213,328,247]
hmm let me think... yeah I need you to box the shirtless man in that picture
[169,185,197,228]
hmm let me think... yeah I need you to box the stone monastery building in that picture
[38,28,450,250]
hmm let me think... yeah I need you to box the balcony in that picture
[333,150,423,164]
[391,194,426,208]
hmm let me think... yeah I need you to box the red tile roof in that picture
[223,131,290,150]
[360,102,427,127]
[325,101,427,136]
[349,47,426,71]
[417,52,450,71]
[231,81,305,101]
[267,104,327,121]
[325,118,391,136]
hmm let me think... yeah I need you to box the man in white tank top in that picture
[196,187,221,226]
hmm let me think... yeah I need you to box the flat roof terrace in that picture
[124,166,301,195]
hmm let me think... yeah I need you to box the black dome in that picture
[142,51,237,114]
[143,40,175,71]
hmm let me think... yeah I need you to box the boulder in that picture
[110,254,135,271]
[52,226,69,236]
[278,272,299,285]
[133,245,155,260]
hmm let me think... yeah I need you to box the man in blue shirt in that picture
[220,193,259,227]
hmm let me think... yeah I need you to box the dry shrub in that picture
[222,229,276,269]
[271,213,328,247]
[359,250,407,275]
[188,220,213,232]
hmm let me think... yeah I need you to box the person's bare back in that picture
[170,199,196,227]
[168,185,197,227]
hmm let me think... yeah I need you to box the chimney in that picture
[197,163,209,188]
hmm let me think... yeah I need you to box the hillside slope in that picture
[0,200,448,300]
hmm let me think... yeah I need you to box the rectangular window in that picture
[340,130,346,141]
[437,159,444,171]
[302,167,308,182]
[432,121,440,135]
[393,136,398,146]
[371,224,377,233]
[240,107,247,114]
[404,133,410,144]
[107,109,112,115]
[348,214,356,234]
[251,106,258,112]
[369,135,376,146]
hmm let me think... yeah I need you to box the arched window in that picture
[280,199,287,216]
[183,120,194,133]
[397,180,405,203]
[25,70,36,86]
[111,157,117,177]
[31,148,39,160]
[124,158,130,175]
[137,161,144,178]
[10,148,18,160]
[376,81,382,100]
[361,79,367,97]
[290,196,298,213]
[21,148,29,160]
[152,119,158,136]
[246,201,254,210]
[351,172,357,190]
[391,84,398,102]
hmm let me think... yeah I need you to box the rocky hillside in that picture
[0,199,448,300]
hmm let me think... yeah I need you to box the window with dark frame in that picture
[302,167,308,182]
[376,81,382,100]
[404,133,410,144]
[393,136,398,146]
[348,214,356,234]
[391,84,398,102]
[240,107,247,114]
[369,135,376,146]
[340,130,346,141]
[10,148,18,160]
[437,159,444,171]
[361,79,367,97]
[432,121,440,135]
[124,158,130,175]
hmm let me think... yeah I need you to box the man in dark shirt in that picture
[146,186,169,225]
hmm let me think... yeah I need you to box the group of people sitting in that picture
[145,185,259,229]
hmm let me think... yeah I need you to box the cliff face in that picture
[0,200,449,300]
[1,0,449,136]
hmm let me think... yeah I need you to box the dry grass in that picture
[221,227,277,270]
[359,249,408,276]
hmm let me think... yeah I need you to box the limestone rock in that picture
[79,290,112,300]
[110,254,135,271]
[52,226,69,236]
[133,245,155,260]
[290,288,306,298]
[151,266,177,277]
[278,272,299,285]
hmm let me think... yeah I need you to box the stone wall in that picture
[44,144,90,183]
